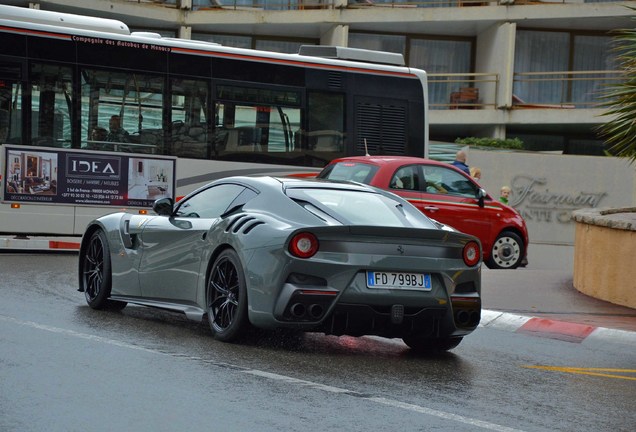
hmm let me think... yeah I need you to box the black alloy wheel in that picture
[81,230,111,309]
[207,249,249,342]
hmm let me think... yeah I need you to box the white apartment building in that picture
[4,0,634,155]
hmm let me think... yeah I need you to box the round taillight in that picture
[463,241,481,267]
[289,232,319,259]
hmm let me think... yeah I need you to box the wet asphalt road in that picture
[1,253,634,432]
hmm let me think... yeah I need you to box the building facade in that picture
[4,0,634,155]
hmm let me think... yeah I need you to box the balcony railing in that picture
[428,70,623,110]
[512,70,623,109]
[428,73,499,110]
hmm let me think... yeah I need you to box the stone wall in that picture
[572,208,636,309]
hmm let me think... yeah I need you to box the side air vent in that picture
[328,72,343,90]
[225,214,247,233]
[355,100,407,155]
[242,221,265,234]
[225,214,265,234]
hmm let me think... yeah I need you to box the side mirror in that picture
[477,188,486,208]
[153,197,174,216]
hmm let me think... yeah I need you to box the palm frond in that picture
[597,8,636,163]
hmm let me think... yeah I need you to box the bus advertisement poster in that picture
[2,145,176,208]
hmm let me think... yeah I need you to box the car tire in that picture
[81,229,118,310]
[207,249,249,342]
[402,336,463,353]
[486,231,524,270]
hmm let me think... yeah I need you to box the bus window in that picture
[30,63,72,148]
[171,78,209,158]
[0,81,21,145]
[269,106,300,153]
[213,84,303,158]
[213,103,300,155]
[81,69,163,154]
[219,104,262,153]
[307,92,344,152]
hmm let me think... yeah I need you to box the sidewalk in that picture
[480,268,636,345]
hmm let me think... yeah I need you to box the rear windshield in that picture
[317,162,378,184]
[286,187,436,229]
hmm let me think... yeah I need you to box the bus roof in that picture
[0,4,130,35]
[298,45,405,67]
[0,4,417,75]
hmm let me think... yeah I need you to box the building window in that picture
[514,30,569,105]
[409,38,473,109]
[514,30,616,107]
[572,34,616,105]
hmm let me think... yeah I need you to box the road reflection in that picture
[72,302,478,400]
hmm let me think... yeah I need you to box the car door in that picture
[386,164,424,209]
[138,183,247,302]
[416,164,493,245]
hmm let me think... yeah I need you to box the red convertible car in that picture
[318,156,529,269]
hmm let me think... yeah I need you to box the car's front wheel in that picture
[486,231,524,270]
[402,336,463,354]
[80,229,126,310]
[207,249,249,342]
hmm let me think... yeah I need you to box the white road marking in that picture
[1,314,527,432]
[368,397,525,432]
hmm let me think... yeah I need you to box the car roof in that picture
[217,175,381,193]
[328,155,449,168]
[277,176,380,192]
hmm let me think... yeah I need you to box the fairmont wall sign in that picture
[509,175,607,224]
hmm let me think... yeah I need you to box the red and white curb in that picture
[0,237,80,251]
[480,310,636,347]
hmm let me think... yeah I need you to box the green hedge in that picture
[455,137,524,150]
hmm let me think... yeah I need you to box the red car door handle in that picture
[424,206,439,212]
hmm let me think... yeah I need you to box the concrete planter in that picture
[572,207,636,309]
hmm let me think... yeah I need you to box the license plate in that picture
[366,271,432,291]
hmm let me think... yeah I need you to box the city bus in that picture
[0,4,429,243]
